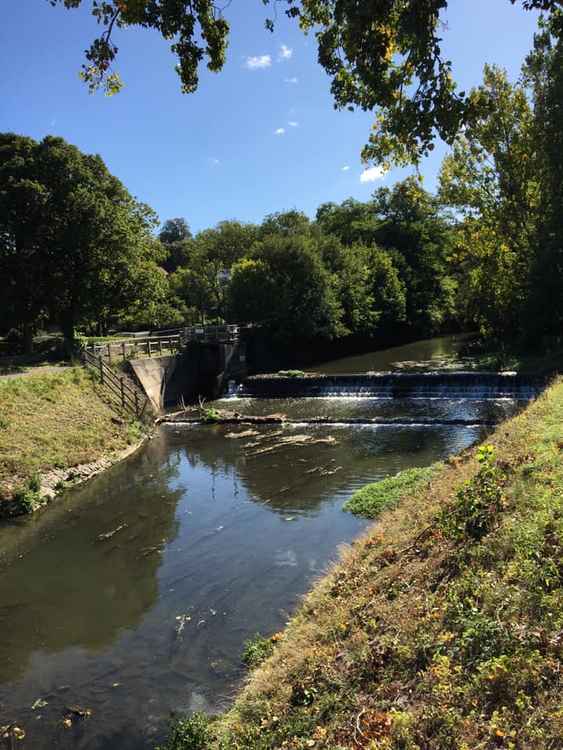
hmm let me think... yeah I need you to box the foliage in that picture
[439,66,540,339]
[438,445,507,542]
[45,1,559,165]
[170,220,257,323]
[522,12,563,340]
[12,474,43,514]
[228,234,345,341]
[242,633,276,668]
[344,464,440,518]
[0,133,164,348]
[158,217,192,274]
[156,713,211,750]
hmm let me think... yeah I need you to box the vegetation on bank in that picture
[164,377,562,749]
[0,368,141,514]
[344,464,441,519]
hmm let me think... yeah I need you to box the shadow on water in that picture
[0,383,524,748]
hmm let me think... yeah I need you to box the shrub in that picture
[242,633,275,668]
[156,713,211,750]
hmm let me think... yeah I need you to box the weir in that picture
[237,372,545,400]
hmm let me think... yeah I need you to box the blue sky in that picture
[1,1,540,233]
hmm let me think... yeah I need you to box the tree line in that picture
[1,13,561,353]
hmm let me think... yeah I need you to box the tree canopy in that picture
[46,1,562,164]
[0,133,163,348]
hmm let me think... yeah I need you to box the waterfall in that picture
[236,372,544,400]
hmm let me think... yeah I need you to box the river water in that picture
[0,337,530,749]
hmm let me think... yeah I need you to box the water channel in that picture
[0,336,532,748]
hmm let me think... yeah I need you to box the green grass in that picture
[165,377,562,750]
[0,368,140,510]
[344,464,441,518]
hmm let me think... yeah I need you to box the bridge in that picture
[83,324,248,415]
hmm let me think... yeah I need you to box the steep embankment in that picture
[166,378,563,750]
[0,367,142,517]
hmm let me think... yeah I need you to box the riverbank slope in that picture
[172,377,562,750]
[0,367,144,517]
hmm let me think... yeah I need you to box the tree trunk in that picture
[22,322,34,355]
[60,309,75,356]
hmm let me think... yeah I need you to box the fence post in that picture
[99,358,104,385]
[148,341,152,358]
[120,377,125,409]
[107,343,111,363]
[158,340,163,356]
[122,342,126,360]
[134,391,139,417]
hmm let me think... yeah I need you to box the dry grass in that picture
[165,378,563,750]
[0,367,139,502]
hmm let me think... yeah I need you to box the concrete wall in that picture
[129,341,248,412]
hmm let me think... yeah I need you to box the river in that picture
[0,336,531,748]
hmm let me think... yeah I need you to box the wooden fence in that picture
[83,349,150,419]
[85,324,242,362]
[86,335,182,362]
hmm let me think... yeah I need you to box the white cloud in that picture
[284,76,299,84]
[279,44,293,61]
[274,128,286,136]
[209,157,221,166]
[341,165,350,172]
[288,121,299,128]
[245,54,272,70]
[360,165,386,183]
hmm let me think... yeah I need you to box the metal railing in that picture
[83,349,150,419]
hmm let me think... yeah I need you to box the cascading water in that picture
[234,372,544,400]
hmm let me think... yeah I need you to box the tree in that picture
[0,134,51,351]
[45,0,558,163]
[316,200,378,247]
[438,66,540,339]
[158,217,192,274]
[522,12,563,340]
[228,234,344,340]
[0,133,163,348]
[317,236,406,337]
[371,177,457,334]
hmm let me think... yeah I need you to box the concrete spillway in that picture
[238,372,545,400]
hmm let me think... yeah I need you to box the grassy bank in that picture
[0,368,142,515]
[165,377,563,750]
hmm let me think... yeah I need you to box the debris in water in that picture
[225,429,259,439]
[175,614,191,637]
[65,706,93,720]
[97,523,127,541]
[245,434,338,457]
[1,725,26,742]
[31,698,48,710]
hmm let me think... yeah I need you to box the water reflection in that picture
[306,333,475,374]
[0,415,495,749]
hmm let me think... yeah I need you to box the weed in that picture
[242,633,275,668]
[156,713,211,750]
[344,464,440,518]
[438,445,507,543]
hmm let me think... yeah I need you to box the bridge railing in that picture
[84,324,244,362]
[85,335,182,362]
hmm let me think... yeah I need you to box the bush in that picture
[13,474,43,514]
[439,446,507,543]
[242,633,275,668]
[156,713,211,750]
